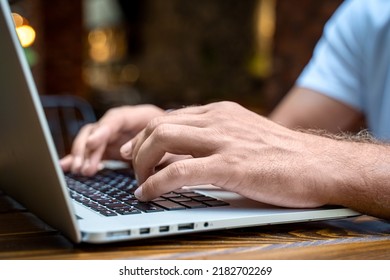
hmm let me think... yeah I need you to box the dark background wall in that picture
[13,0,343,115]
[264,0,343,112]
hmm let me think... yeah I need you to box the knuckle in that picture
[221,100,239,109]
[104,105,129,119]
[79,123,94,134]
[168,161,189,178]
[147,117,163,131]
[145,117,167,137]
[104,107,120,117]
[146,121,171,143]
[153,125,169,141]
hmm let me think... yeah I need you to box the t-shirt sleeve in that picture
[296,0,366,111]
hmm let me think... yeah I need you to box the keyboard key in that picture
[203,199,229,207]
[104,202,127,210]
[181,192,204,198]
[115,208,141,215]
[193,195,217,202]
[170,197,192,203]
[153,200,186,210]
[99,209,117,216]
[178,200,207,209]
[133,202,164,213]
[162,192,181,199]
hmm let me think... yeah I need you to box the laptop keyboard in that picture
[65,169,229,217]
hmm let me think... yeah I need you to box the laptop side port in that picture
[178,223,195,231]
[139,228,150,234]
[159,225,170,232]
[107,230,131,238]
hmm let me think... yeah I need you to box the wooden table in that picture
[1,190,389,260]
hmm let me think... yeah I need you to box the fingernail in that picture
[134,186,143,200]
[120,142,132,157]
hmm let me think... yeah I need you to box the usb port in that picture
[159,225,170,232]
[139,228,150,234]
[107,230,130,237]
[178,223,194,231]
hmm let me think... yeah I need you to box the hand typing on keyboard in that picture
[60,101,390,220]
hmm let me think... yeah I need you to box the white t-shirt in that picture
[296,0,390,140]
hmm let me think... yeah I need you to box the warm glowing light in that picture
[250,0,276,78]
[12,13,36,48]
[16,25,36,48]
[88,29,110,62]
[87,27,126,63]
[12,13,24,27]
[88,29,108,46]
[89,47,110,62]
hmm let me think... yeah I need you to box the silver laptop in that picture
[0,0,359,244]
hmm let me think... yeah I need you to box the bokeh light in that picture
[12,13,36,48]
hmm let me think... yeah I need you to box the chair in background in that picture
[40,94,96,158]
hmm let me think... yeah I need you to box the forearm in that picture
[314,135,390,219]
[269,87,365,133]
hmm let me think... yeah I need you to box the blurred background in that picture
[10,0,343,117]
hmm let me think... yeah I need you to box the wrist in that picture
[318,137,390,217]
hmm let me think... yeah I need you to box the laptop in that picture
[0,0,360,244]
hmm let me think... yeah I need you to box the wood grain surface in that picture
[1,191,389,260]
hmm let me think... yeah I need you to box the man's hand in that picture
[60,104,165,176]
[124,101,344,209]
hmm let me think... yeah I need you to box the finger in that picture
[101,105,165,133]
[148,113,209,129]
[69,124,94,173]
[129,114,209,159]
[120,140,133,159]
[60,155,73,172]
[83,105,163,166]
[132,124,217,184]
[66,105,163,174]
[73,112,127,174]
[80,126,111,175]
[134,156,221,201]
[128,112,214,166]
[81,145,107,176]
